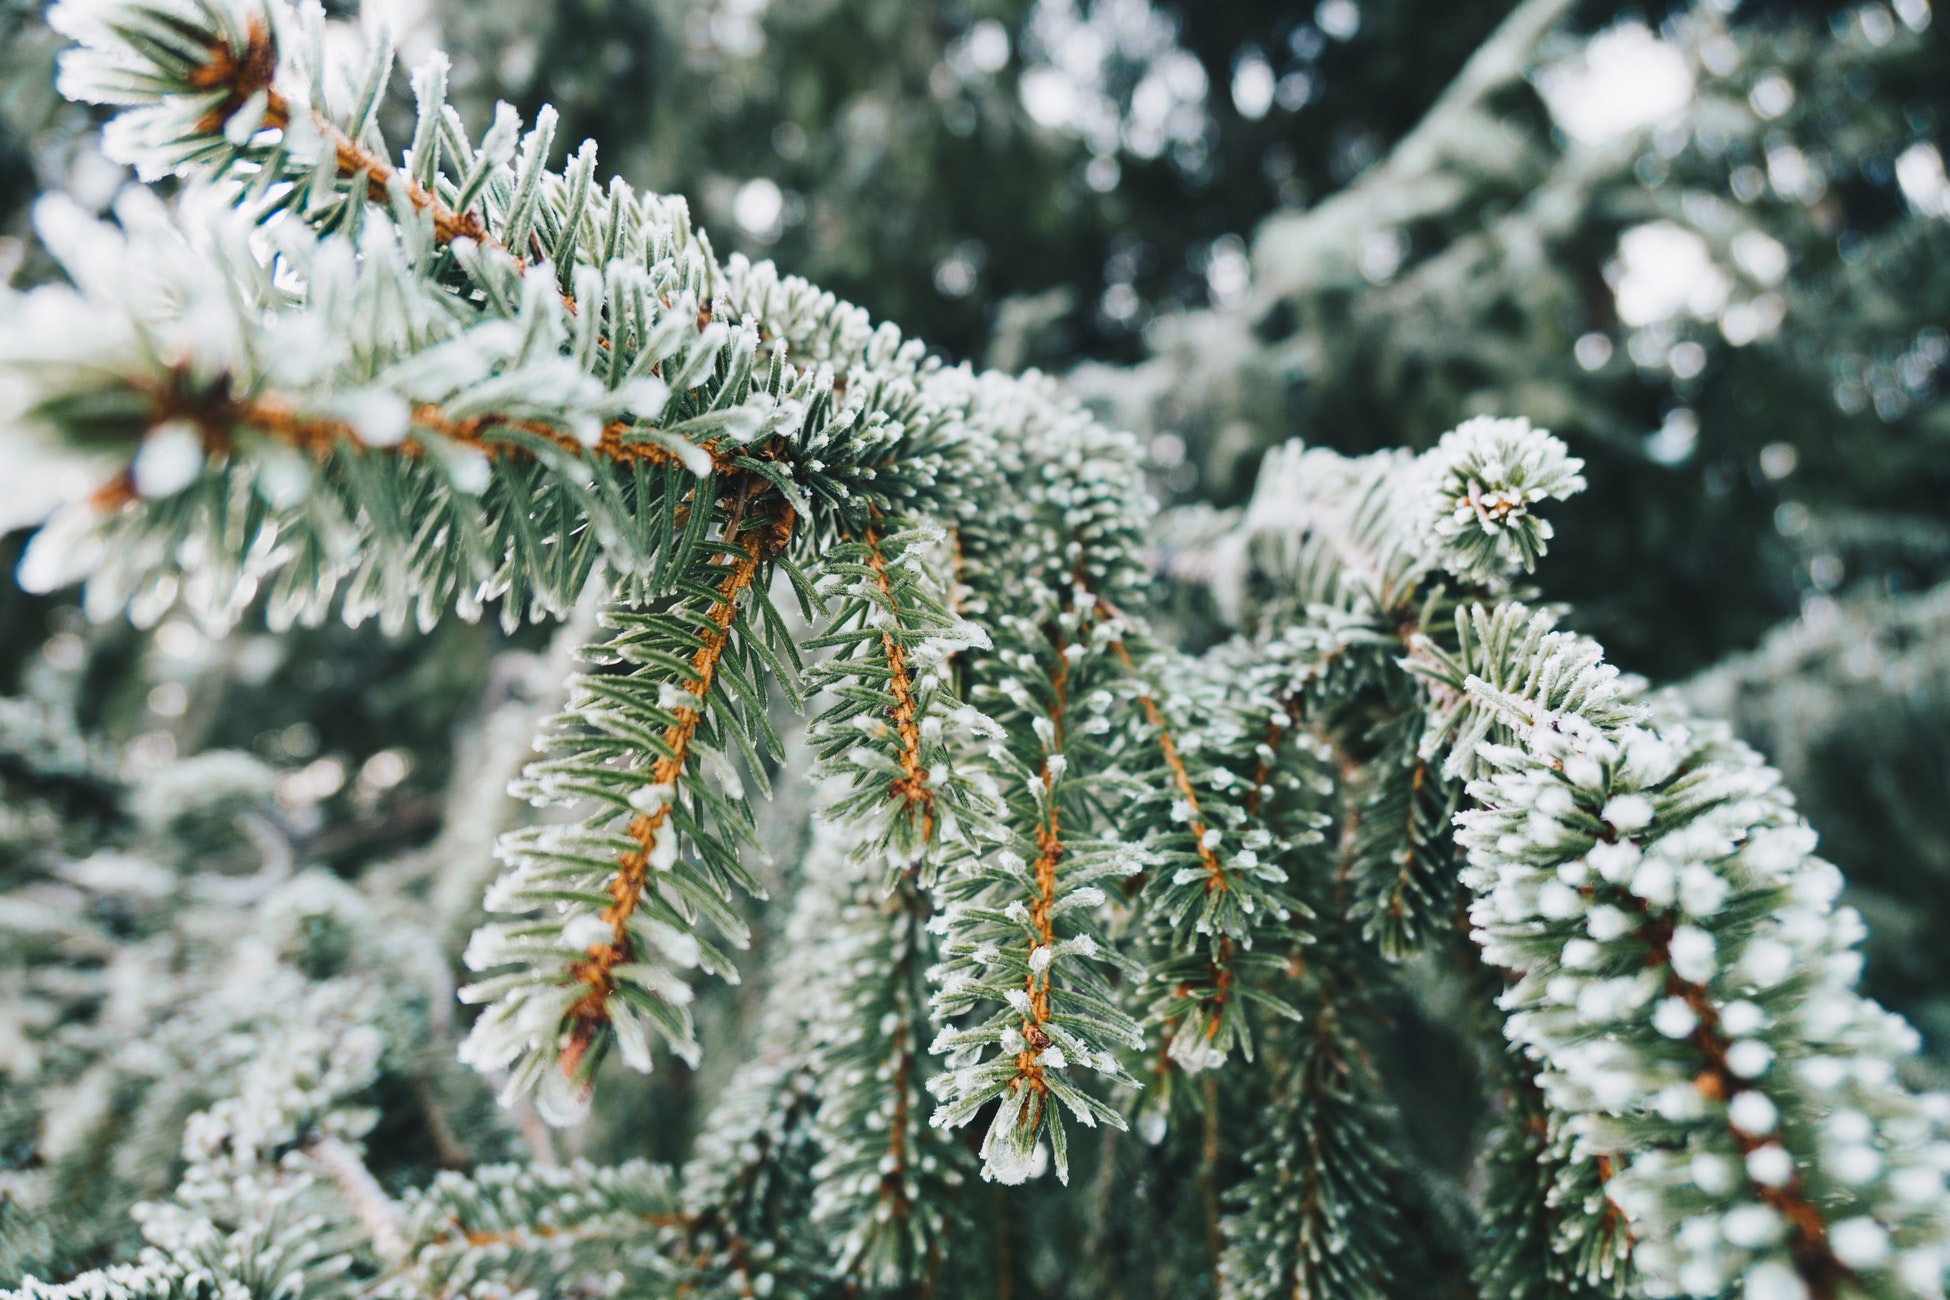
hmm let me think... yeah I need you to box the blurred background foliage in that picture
[3,0,1949,1292]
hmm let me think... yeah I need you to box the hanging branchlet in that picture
[804,522,1002,886]
[925,596,1147,1186]
[1438,608,1950,1298]
[1342,717,1462,961]
[926,379,1155,1186]
[1216,1001,1413,1300]
[459,479,796,1124]
[803,822,973,1291]
[1216,696,1442,1299]
[790,514,998,1285]
[1117,637,1315,1086]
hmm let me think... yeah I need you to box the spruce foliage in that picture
[4,2,1950,1298]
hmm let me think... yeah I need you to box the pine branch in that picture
[559,482,776,1059]
[927,377,1154,1186]
[930,602,1142,1185]
[56,0,553,279]
[1216,704,1436,1299]
[1443,614,1950,1297]
[804,521,1000,885]
[391,1159,684,1298]
[1118,633,1312,1081]
[806,858,970,1291]
[1216,1004,1408,1300]
[2,977,391,1300]
[1207,426,1950,1297]
[1344,723,1461,962]
[459,477,796,1123]
[793,521,996,1285]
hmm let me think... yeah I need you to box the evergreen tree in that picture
[3,1,1950,1298]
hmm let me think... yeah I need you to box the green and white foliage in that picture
[1420,415,1587,585]
[673,801,975,1297]
[385,1160,683,1299]
[1199,444,1470,971]
[926,376,1154,1186]
[1340,711,1462,963]
[1443,642,1950,1299]
[803,521,1000,886]
[3,175,709,634]
[801,810,972,1291]
[11,1,1950,1296]
[15,0,1062,1136]
[1216,1002,1414,1300]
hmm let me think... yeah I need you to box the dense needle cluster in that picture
[2,2,1948,1298]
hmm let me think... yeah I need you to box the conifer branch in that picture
[85,367,724,513]
[174,13,492,249]
[929,384,1151,1185]
[1610,869,1844,1295]
[559,480,784,1082]
[1122,640,1316,1089]
[680,990,825,1296]
[1102,619,1281,1085]
[804,521,999,884]
[865,526,937,845]
[1217,712,1429,1299]
[1442,612,1950,1298]
[808,863,968,1289]
[15,7,1950,1294]
[939,610,1089,1178]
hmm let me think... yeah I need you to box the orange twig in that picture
[862,527,935,845]
[199,20,498,252]
[560,484,790,1076]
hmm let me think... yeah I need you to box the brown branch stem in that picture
[559,481,789,1076]
[862,526,935,844]
[197,20,499,254]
